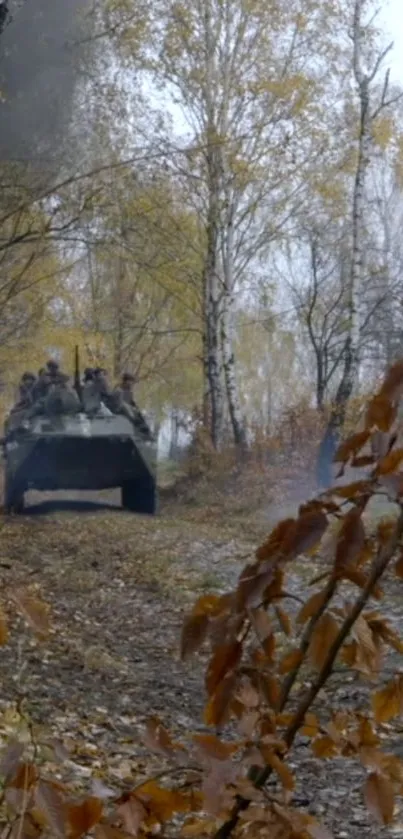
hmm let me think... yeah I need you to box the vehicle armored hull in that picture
[3,413,157,514]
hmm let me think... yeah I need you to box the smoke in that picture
[0,0,91,166]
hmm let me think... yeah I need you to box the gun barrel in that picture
[74,345,82,399]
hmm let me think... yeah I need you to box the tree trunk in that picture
[206,265,224,450]
[221,205,247,449]
[221,293,247,449]
[113,256,125,379]
[203,183,224,450]
[202,271,211,429]
[316,0,373,489]
[202,0,225,451]
[169,408,179,460]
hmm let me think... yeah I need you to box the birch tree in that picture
[61,165,203,420]
[317,0,403,488]
[287,223,350,412]
[360,150,403,368]
[107,0,348,449]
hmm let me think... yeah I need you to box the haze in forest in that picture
[0,0,89,162]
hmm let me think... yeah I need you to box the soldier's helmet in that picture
[21,372,36,383]
[83,367,94,382]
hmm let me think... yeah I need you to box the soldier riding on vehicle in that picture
[2,348,157,516]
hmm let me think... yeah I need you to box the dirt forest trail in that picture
[0,486,403,838]
[0,490,258,771]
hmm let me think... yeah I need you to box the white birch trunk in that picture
[317,0,393,488]
[219,19,247,451]
[202,0,225,451]
[206,264,225,450]
[220,256,246,447]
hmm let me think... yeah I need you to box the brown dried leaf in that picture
[341,641,357,667]
[255,519,296,562]
[255,673,280,710]
[0,740,24,780]
[379,358,403,401]
[12,590,50,638]
[395,553,403,578]
[296,590,327,626]
[352,615,376,654]
[357,718,379,748]
[349,616,382,675]
[372,680,402,724]
[192,594,222,616]
[250,608,272,642]
[144,717,179,755]
[238,710,260,737]
[300,498,339,516]
[364,771,394,825]
[366,394,397,433]
[376,448,403,475]
[377,518,397,545]
[311,736,339,759]
[281,511,328,559]
[193,734,239,761]
[135,781,196,822]
[35,781,66,838]
[9,762,37,789]
[236,561,275,611]
[334,430,371,464]
[261,750,294,790]
[205,642,242,696]
[0,605,8,645]
[367,615,403,654]
[204,672,238,727]
[68,798,103,839]
[275,605,292,637]
[380,753,403,784]
[279,649,303,675]
[116,795,148,836]
[180,614,209,661]
[308,613,339,671]
[351,455,375,468]
[300,713,319,738]
[331,480,372,499]
[236,681,260,709]
[334,507,365,575]
[340,568,380,598]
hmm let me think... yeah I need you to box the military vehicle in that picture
[1,350,157,515]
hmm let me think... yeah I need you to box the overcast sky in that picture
[382,0,403,82]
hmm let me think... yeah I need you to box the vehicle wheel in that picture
[4,472,25,514]
[121,473,157,515]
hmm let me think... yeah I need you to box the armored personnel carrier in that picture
[1,353,157,515]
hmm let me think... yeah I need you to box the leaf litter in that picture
[0,490,402,837]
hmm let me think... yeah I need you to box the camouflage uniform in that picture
[44,374,80,416]
[32,369,51,402]
[113,374,152,438]
[18,372,36,404]
[82,368,113,416]
[5,373,36,433]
